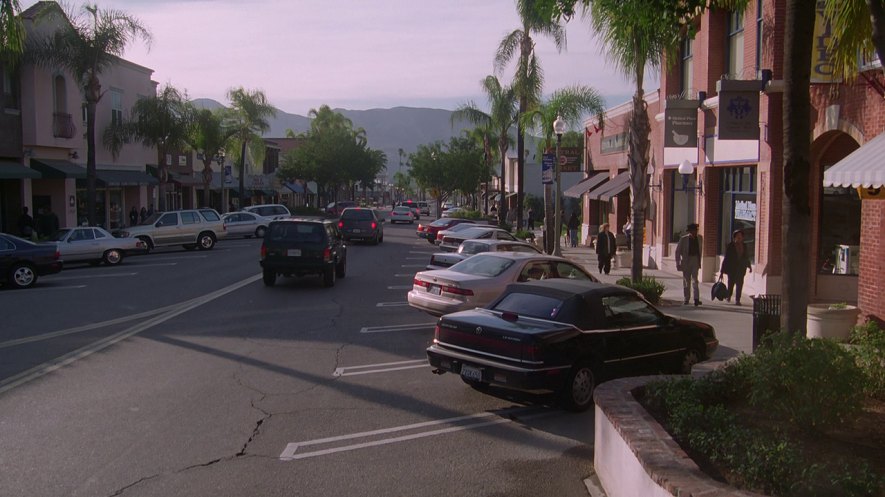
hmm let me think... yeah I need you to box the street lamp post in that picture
[216,151,226,213]
[678,159,702,224]
[553,116,567,256]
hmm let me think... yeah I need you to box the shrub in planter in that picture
[616,276,665,304]
[514,229,535,240]
[850,321,885,399]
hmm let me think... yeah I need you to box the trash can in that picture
[751,294,781,351]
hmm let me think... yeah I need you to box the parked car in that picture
[427,239,541,270]
[338,207,384,244]
[426,279,719,411]
[398,201,420,220]
[389,206,415,224]
[243,204,291,220]
[441,207,467,218]
[417,201,430,216]
[416,218,475,244]
[325,201,358,217]
[438,226,518,252]
[434,221,487,245]
[222,211,268,238]
[0,233,63,289]
[408,251,597,316]
[51,226,146,265]
[259,218,347,288]
[118,208,226,252]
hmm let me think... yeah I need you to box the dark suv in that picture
[338,207,384,244]
[260,218,347,288]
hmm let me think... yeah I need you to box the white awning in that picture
[823,132,885,188]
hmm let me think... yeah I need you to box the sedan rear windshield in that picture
[269,223,325,243]
[449,254,514,277]
[341,209,374,220]
[492,292,564,320]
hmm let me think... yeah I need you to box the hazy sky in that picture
[24,0,650,117]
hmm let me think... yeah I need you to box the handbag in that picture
[711,275,728,302]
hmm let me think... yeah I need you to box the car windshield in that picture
[50,229,71,241]
[393,207,411,213]
[492,292,565,320]
[451,227,493,239]
[449,254,514,277]
[269,223,325,243]
[430,219,454,227]
[341,209,373,220]
[459,241,490,255]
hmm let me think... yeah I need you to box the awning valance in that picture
[285,182,305,194]
[0,161,41,179]
[96,168,158,186]
[30,159,86,179]
[590,171,630,201]
[169,172,203,186]
[563,172,608,198]
[823,132,885,188]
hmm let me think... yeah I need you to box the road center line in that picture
[333,359,427,377]
[386,285,412,290]
[359,322,435,334]
[375,302,409,307]
[48,272,138,281]
[400,264,424,268]
[393,273,414,277]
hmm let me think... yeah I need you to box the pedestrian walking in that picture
[567,211,580,248]
[17,206,35,240]
[623,220,633,251]
[139,206,147,222]
[719,229,752,305]
[146,204,154,217]
[595,223,617,274]
[129,206,139,227]
[527,207,534,230]
[675,223,703,306]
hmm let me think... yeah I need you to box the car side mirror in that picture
[155,222,162,227]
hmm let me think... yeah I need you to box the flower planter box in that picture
[806,303,860,342]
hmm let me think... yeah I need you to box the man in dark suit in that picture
[595,223,617,274]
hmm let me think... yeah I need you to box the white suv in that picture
[119,208,226,252]
[244,204,291,219]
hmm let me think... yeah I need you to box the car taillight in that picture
[413,278,429,288]
[417,224,424,231]
[260,243,267,259]
[442,285,473,296]
[338,221,344,229]
[522,343,541,362]
[371,221,377,229]
[436,232,444,241]
[323,247,332,261]
[433,323,440,342]
[54,249,60,260]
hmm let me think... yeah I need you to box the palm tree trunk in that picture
[628,94,651,282]
[782,0,816,335]
[156,146,167,212]
[498,146,508,225]
[84,77,100,226]
[516,120,525,230]
[238,140,247,207]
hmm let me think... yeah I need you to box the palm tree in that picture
[1,0,24,64]
[451,75,517,223]
[824,0,885,80]
[26,3,150,225]
[227,87,276,205]
[495,0,566,230]
[521,85,605,253]
[187,108,236,209]
[462,126,499,213]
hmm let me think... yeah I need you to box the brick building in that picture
[580,0,884,322]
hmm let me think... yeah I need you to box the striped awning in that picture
[591,171,630,201]
[563,172,608,198]
[823,132,885,188]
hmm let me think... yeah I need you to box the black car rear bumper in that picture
[260,259,332,275]
[426,344,570,391]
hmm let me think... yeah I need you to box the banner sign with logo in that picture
[664,100,699,148]
[717,80,760,141]
[541,154,554,184]
[559,147,583,172]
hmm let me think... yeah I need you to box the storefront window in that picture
[720,167,756,263]
[669,170,698,243]
[818,165,861,275]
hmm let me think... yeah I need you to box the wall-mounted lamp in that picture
[678,159,703,193]
[69,150,79,160]
[69,195,75,207]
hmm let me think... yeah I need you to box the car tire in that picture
[323,265,336,287]
[262,269,276,287]
[371,234,379,245]
[255,226,266,238]
[197,232,216,250]
[559,362,597,412]
[103,249,123,265]
[137,236,152,253]
[461,377,491,391]
[336,257,346,278]
[378,233,383,244]
[9,263,37,289]
[679,347,703,375]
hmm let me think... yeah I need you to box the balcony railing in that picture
[53,112,76,139]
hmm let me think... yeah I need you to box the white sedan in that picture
[427,239,541,270]
[222,211,268,238]
[389,206,414,224]
[51,226,146,266]
[408,252,597,316]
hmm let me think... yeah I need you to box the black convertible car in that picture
[426,279,718,411]
[0,233,63,289]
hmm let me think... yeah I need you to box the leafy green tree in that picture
[1,0,24,64]
[103,84,190,212]
[495,0,566,229]
[26,2,150,225]
[409,137,485,216]
[451,75,517,221]
[392,170,414,200]
[227,87,276,204]
[824,0,885,80]
[461,126,499,212]
[187,108,237,208]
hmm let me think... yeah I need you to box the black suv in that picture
[260,218,347,287]
[338,207,384,244]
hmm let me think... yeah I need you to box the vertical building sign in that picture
[716,80,760,141]
[664,99,699,148]
[812,1,840,83]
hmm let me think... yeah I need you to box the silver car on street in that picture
[51,226,146,265]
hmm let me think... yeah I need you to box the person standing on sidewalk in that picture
[595,223,617,274]
[567,211,580,247]
[675,223,703,306]
[719,229,752,305]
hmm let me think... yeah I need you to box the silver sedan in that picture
[222,211,268,238]
[408,252,598,316]
[51,227,146,266]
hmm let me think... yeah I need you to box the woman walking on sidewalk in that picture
[719,229,752,305]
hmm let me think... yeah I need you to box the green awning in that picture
[96,169,158,186]
[30,159,87,179]
[0,161,41,179]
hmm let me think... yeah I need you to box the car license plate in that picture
[287,249,301,257]
[429,285,441,295]
[353,229,361,233]
[460,364,482,382]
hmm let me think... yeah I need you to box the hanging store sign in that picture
[716,80,761,141]
[559,147,583,172]
[664,100,699,148]
[541,154,554,184]
[812,2,841,83]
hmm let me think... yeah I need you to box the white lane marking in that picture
[376,302,409,307]
[393,273,414,277]
[333,359,427,377]
[404,257,426,260]
[143,255,207,261]
[360,322,435,334]
[9,284,87,292]
[400,264,424,268]
[48,272,138,281]
[386,285,412,290]
[279,408,550,461]
[124,262,178,268]
[408,251,434,254]
[0,273,262,395]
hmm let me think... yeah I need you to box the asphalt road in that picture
[0,219,595,497]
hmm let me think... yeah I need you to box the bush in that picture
[850,321,885,399]
[616,276,665,304]
[514,229,535,240]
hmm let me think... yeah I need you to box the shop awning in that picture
[823,132,885,188]
[95,168,158,186]
[563,172,608,198]
[591,171,630,201]
[285,182,305,194]
[0,161,42,179]
[30,159,86,179]
[169,172,203,186]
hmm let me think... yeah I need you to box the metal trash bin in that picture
[751,294,781,351]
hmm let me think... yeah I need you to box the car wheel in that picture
[262,269,276,287]
[10,263,37,289]
[336,257,346,278]
[461,377,491,391]
[183,244,197,251]
[197,233,216,250]
[137,236,152,253]
[323,265,336,287]
[427,238,435,244]
[255,226,266,238]
[679,347,702,375]
[103,249,123,265]
[371,234,379,245]
[379,233,383,243]
[560,362,596,412]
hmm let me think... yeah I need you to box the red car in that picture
[416,218,475,245]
